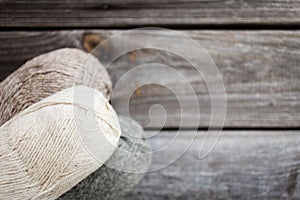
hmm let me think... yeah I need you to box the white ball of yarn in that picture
[0,85,121,200]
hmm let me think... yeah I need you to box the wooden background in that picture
[0,1,299,199]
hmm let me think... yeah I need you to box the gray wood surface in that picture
[1,0,300,27]
[1,2,300,198]
[0,30,299,128]
[123,130,300,199]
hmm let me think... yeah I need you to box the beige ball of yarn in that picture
[0,86,121,200]
[0,48,112,126]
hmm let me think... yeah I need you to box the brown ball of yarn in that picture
[0,48,112,126]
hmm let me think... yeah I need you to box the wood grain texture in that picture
[0,30,299,128]
[123,130,300,199]
[86,30,300,128]
[0,0,300,27]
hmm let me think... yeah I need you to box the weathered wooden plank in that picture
[86,30,300,128]
[0,30,299,128]
[123,130,300,199]
[1,0,300,27]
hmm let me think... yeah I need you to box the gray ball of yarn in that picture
[58,116,152,200]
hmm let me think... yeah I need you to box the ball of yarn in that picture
[0,86,120,200]
[0,48,112,126]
